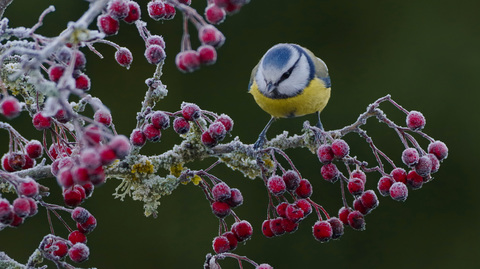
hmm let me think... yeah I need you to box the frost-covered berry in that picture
[75,74,91,91]
[68,243,90,263]
[216,114,233,132]
[282,217,298,233]
[347,210,365,230]
[25,140,43,159]
[84,125,102,145]
[77,215,97,234]
[295,178,312,198]
[353,198,368,215]
[13,197,30,218]
[428,140,448,161]
[282,170,300,191]
[276,202,288,218]
[212,236,230,254]
[212,182,231,201]
[18,178,39,197]
[71,207,90,224]
[377,176,394,196]
[232,220,253,242]
[317,144,334,164]
[178,0,191,5]
[222,231,237,251]
[80,148,101,169]
[58,168,74,188]
[327,217,344,239]
[93,109,112,126]
[321,163,339,182]
[146,35,166,49]
[262,220,274,238]
[402,148,420,167]
[27,198,37,216]
[163,3,176,19]
[208,122,226,141]
[313,220,333,242]
[53,241,69,258]
[211,201,231,218]
[0,199,13,225]
[9,213,24,227]
[406,110,426,130]
[269,217,285,236]
[151,111,170,129]
[69,230,87,244]
[97,14,119,35]
[360,190,379,211]
[1,96,21,119]
[64,187,83,207]
[148,1,165,20]
[48,65,65,82]
[427,153,440,173]
[331,139,349,159]
[145,45,166,65]
[286,204,304,223]
[338,206,352,225]
[2,154,15,172]
[89,166,105,186]
[391,167,407,184]
[22,155,35,169]
[54,108,71,123]
[123,1,141,23]
[201,131,217,147]
[108,0,129,20]
[267,175,286,196]
[33,112,52,130]
[173,117,190,134]
[115,47,133,69]
[182,103,201,121]
[8,152,25,170]
[256,264,274,269]
[198,45,217,65]
[143,123,161,142]
[226,188,243,207]
[176,50,200,73]
[214,0,230,8]
[130,128,146,147]
[198,25,225,48]
[205,3,226,24]
[348,178,364,196]
[390,182,408,201]
[351,169,366,184]
[406,170,423,189]
[415,155,432,177]
[74,51,87,70]
[108,135,131,159]
[295,199,312,216]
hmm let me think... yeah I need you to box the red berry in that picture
[32,112,52,130]
[267,175,286,196]
[205,3,226,24]
[331,139,349,159]
[276,202,288,218]
[214,0,231,8]
[269,217,285,236]
[84,125,102,145]
[13,197,31,218]
[232,220,253,242]
[94,109,112,126]
[256,264,274,269]
[427,153,440,173]
[108,0,129,20]
[123,1,141,23]
[338,206,352,225]
[406,170,423,189]
[9,213,24,227]
[74,185,86,200]
[115,47,133,69]
[428,140,448,161]
[80,148,101,169]
[281,217,299,233]
[313,220,333,242]
[178,0,191,5]
[27,198,37,216]
[148,1,165,20]
[0,199,14,225]
[209,122,227,141]
[390,167,407,184]
[144,44,166,65]
[57,168,74,188]
[18,178,39,197]
[55,108,71,123]
[317,144,334,164]
[201,131,217,147]
[69,230,87,244]
[72,166,90,185]
[163,3,176,19]
[321,163,339,182]
[173,117,190,134]
[146,35,166,49]
[97,14,119,35]
[212,182,231,201]
[130,128,146,146]
[348,178,364,196]
[198,25,225,48]
[71,207,90,224]
[415,155,432,177]
[225,3,242,14]
[182,103,201,121]
[53,241,69,258]
[406,110,426,131]
[286,204,304,223]
[176,50,200,73]
[198,45,217,65]
[89,166,106,186]
[390,182,408,201]
[78,215,97,234]
[262,219,274,238]
[74,51,87,71]
[143,123,161,142]
[25,140,43,159]
[295,178,312,198]
[1,96,21,119]
[360,190,379,211]
[351,170,366,184]
[377,176,394,196]
[216,114,233,132]
[151,111,170,129]
[2,154,15,172]
[212,236,230,254]
[347,210,365,230]
[48,65,65,82]
[64,187,83,207]
[68,243,90,263]
[211,201,231,218]
[226,188,243,207]
[327,217,344,239]
[21,155,34,170]
[82,183,94,198]
[402,148,420,167]
[8,152,25,170]
[99,145,117,165]
[282,170,300,191]
[295,199,312,216]
[353,198,369,215]
[108,135,131,159]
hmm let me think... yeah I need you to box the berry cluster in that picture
[0,180,38,229]
[40,233,90,264]
[97,0,141,36]
[130,110,170,146]
[48,49,90,91]
[205,0,251,24]
[2,139,43,172]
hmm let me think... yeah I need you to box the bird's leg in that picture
[253,116,276,150]
[315,111,324,131]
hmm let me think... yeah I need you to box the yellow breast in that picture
[249,78,331,118]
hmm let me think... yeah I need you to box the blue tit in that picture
[248,43,331,149]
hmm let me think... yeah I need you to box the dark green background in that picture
[1,0,479,268]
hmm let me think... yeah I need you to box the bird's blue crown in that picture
[262,45,293,70]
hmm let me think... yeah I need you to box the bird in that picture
[248,43,331,149]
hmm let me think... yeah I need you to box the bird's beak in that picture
[266,82,276,93]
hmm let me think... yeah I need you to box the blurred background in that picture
[1,0,479,268]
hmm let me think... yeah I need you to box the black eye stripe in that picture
[278,56,301,84]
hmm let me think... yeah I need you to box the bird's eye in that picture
[281,70,292,81]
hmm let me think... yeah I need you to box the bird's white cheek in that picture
[255,72,267,92]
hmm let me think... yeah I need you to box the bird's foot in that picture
[253,135,267,150]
